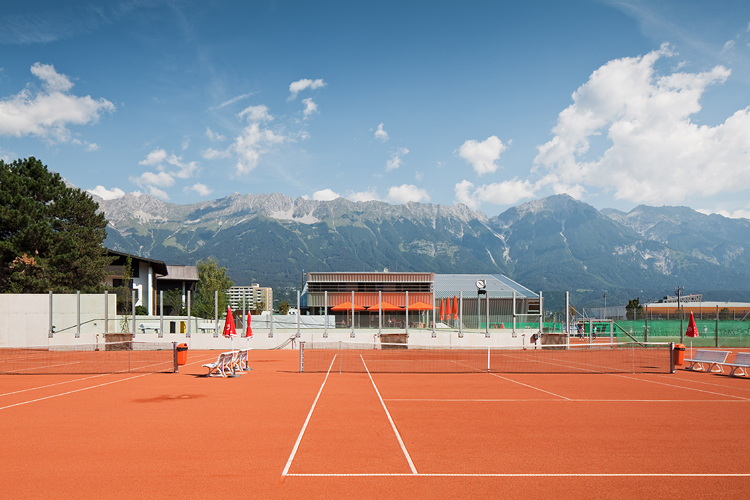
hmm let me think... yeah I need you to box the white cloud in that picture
[185,183,212,197]
[146,185,169,200]
[386,147,409,171]
[203,147,231,160]
[208,92,255,110]
[133,171,175,187]
[238,104,273,123]
[205,127,226,142]
[386,184,430,204]
[374,123,389,142]
[139,148,167,166]
[181,136,190,151]
[232,123,286,174]
[0,63,115,142]
[288,78,326,100]
[301,98,317,118]
[454,178,536,208]
[722,40,735,52]
[348,188,380,202]
[313,188,340,201]
[415,171,424,181]
[532,43,748,205]
[458,136,507,175]
[85,141,98,151]
[87,185,125,200]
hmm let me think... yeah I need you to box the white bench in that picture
[201,352,235,377]
[197,323,216,333]
[139,322,160,334]
[684,350,731,373]
[717,352,750,377]
[236,349,250,371]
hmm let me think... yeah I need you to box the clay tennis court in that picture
[2,348,748,499]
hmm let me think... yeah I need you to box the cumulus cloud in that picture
[205,127,226,142]
[301,97,317,118]
[532,43,749,205]
[185,183,212,197]
[87,185,125,200]
[145,185,169,200]
[348,188,380,202]
[133,171,175,188]
[313,188,340,201]
[0,62,115,142]
[386,147,409,171]
[374,123,389,142]
[138,148,198,179]
[454,178,536,209]
[232,123,286,174]
[386,184,430,204]
[238,104,273,123]
[139,148,167,166]
[458,136,507,175]
[288,78,326,100]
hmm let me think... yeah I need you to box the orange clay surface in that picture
[1,349,749,499]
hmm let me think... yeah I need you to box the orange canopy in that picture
[452,295,458,320]
[407,301,434,311]
[367,302,402,312]
[331,301,365,311]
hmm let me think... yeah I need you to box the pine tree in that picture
[0,157,112,293]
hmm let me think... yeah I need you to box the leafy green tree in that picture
[0,157,112,293]
[163,289,186,316]
[192,257,234,319]
[252,299,266,315]
[277,300,290,315]
[118,256,134,330]
[626,297,642,320]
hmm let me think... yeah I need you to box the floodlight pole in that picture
[378,291,382,336]
[459,291,463,338]
[676,286,684,343]
[49,291,53,338]
[324,291,329,338]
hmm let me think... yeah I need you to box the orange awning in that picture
[331,301,365,311]
[407,301,434,311]
[367,302,402,312]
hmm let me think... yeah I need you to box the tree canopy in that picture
[192,257,234,319]
[0,157,112,293]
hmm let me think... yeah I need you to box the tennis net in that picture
[299,341,673,374]
[0,341,178,375]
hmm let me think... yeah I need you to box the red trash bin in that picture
[176,343,188,366]
[673,344,685,366]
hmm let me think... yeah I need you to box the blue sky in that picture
[1,0,750,217]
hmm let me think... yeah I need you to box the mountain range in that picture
[96,192,750,308]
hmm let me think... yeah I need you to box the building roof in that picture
[161,265,199,282]
[433,274,538,300]
[106,249,168,276]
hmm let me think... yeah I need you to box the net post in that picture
[269,289,273,338]
[350,291,355,338]
[299,341,304,373]
[715,305,719,348]
[669,342,675,373]
[105,290,109,336]
[565,291,569,346]
[186,290,191,338]
[214,291,219,338]
[76,291,81,338]
[512,291,517,337]
[132,290,137,337]
[405,291,409,338]
[487,346,490,372]
[485,290,489,338]
[173,342,178,373]
[538,291,543,335]
[378,291,382,337]
[159,290,164,338]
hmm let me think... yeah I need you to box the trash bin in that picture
[673,344,685,366]
[176,343,188,366]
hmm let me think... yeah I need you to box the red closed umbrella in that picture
[452,295,458,320]
[245,312,253,338]
[686,311,698,357]
[439,299,444,321]
[223,306,237,352]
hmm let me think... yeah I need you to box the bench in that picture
[717,352,750,377]
[236,349,250,371]
[201,352,235,377]
[139,322,160,334]
[684,350,731,373]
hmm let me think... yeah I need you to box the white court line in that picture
[383,398,750,403]
[361,355,418,475]
[0,372,152,411]
[0,373,110,397]
[281,355,337,477]
[488,372,571,400]
[611,373,750,400]
[283,472,750,477]
[655,372,750,392]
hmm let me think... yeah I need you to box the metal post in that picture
[131,289,136,336]
[715,305,719,348]
[589,319,593,345]
[104,290,109,335]
[350,290,355,338]
[565,291,570,344]
[405,291,409,337]
[458,291,463,338]
[159,290,164,337]
[214,290,218,338]
[538,291,543,334]
[269,289,273,338]
[324,291,328,338]
[431,292,436,337]
[378,291,382,336]
[485,290,489,338]
[242,294,246,337]
[512,291,517,336]
[76,291,81,338]
[48,291,53,338]
[296,290,301,338]
[186,290,191,338]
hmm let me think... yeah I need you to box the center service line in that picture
[361,355,418,475]
[281,355,337,477]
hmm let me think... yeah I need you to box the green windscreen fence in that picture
[611,319,750,347]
